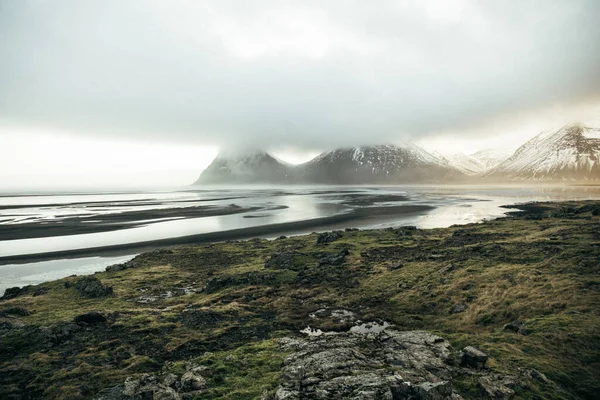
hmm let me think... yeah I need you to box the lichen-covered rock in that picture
[275,329,456,399]
[74,276,113,298]
[460,346,488,369]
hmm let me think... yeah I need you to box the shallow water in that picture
[1,185,599,295]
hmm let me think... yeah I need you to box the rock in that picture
[460,346,488,369]
[163,374,180,390]
[181,370,207,392]
[32,287,49,297]
[316,231,343,245]
[74,276,113,298]
[265,251,296,269]
[317,249,349,266]
[2,306,31,316]
[74,312,107,325]
[275,329,457,399]
[503,320,522,333]
[1,286,28,300]
[527,369,552,385]
[277,235,287,240]
[0,316,26,332]
[106,263,127,273]
[64,281,73,288]
[120,374,181,400]
[450,304,467,314]
[478,374,516,399]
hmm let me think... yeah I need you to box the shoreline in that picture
[0,204,433,265]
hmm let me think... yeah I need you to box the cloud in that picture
[1,0,599,151]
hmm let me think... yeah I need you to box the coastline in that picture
[1,199,598,399]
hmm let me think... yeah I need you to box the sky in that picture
[1,0,600,189]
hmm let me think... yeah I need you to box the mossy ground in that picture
[1,201,599,399]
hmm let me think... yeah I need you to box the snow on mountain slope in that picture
[486,124,600,181]
[433,152,485,176]
[298,144,465,183]
[194,149,290,184]
[470,149,509,171]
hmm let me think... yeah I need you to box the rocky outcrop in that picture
[316,231,343,245]
[74,276,113,298]
[95,365,208,400]
[274,328,458,399]
[74,312,107,325]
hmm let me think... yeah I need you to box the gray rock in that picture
[119,374,181,400]
[460,346,488,369]
[181,370,207,392]
[316,231,343,245]
[478,374,516,399]
[527,369,552,385]
[106,263,127,273]
[275,329,456,399]
[74,276,113,298]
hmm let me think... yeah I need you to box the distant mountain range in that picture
[193,123,600,185]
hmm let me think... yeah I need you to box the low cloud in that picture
[1,0,599,151]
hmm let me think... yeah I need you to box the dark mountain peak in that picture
[194,148,289,185]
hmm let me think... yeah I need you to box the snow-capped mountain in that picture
[486,124,600,181]
[296,144,465,183]
[434,152,485,176]
[470,149,509,171]
[194,149,290,184]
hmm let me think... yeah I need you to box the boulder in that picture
[316,231,343,245]
[74,276,113,298]
[74,312,107,325]
[275,329,457,399]
[460,346,488,369]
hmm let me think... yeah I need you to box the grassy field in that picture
[1,201,599,399]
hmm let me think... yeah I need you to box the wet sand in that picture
[0,204,433,264]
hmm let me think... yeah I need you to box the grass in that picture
[1,200,599,399]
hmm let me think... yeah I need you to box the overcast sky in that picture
[1,0,600,189]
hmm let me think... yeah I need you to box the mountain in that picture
[434,152,485,176]
[470,149,509,171]
[194,149,290,184]
[296,144,465,184]
[486,124,600,181]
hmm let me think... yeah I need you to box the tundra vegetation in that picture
[1,201,599,399]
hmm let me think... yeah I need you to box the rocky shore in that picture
[1,201,599,399]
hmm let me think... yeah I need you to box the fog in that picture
[1,0,600,188]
